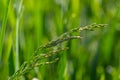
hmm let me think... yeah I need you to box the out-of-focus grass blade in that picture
[0,0,10,79]
[14,0,23,72]
[0,0,10,60]
[57,51,67,80]
[0,33,12,80]
[90,0,101,22]
[69,0,80,29]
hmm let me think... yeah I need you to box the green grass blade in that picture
[14,0,23,72]
[0,0,10,79]
[0,0,10,60]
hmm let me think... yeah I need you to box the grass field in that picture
[0,0,120,80]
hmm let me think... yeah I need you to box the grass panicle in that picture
[8,23,107,80]
[8,47,68,80]
[34,23,107,54]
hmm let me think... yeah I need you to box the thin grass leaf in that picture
[14,0,23,72]
[0,0,10,60]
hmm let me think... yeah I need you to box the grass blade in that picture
[14,0,23,72]
[0,0,10,60]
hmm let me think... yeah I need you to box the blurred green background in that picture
[0,0,120,80]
